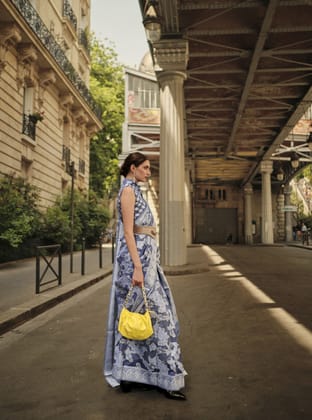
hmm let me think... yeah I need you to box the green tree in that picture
[300,164,312,184]
[39,189,110,250]
[89,35,124,199]
[0,173,41,248]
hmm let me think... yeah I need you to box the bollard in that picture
[81,237,85,275]
[36,248,40,294]
[99,237,103,268]
[58,246,62,285]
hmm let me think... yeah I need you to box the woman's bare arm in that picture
[120,186,144,287]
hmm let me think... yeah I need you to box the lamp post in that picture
[143,0,161,43]
[290,153,299,169]
[69,161,75,273]
[276,167,284,181]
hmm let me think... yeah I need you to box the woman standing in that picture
[104,152,187,400]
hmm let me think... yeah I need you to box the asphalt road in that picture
[1,245,312,420]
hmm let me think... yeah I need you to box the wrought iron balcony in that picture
[11,0,102,120]
[79,28,90,56]
[78,158,85,174]
[63,0,77,32]
[22,113,36,140]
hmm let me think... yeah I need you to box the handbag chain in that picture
[123,285,150,312]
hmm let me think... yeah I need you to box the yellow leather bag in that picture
[118,285,153,341]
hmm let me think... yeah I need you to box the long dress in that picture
[104,178,187,391]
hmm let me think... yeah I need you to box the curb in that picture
[164,263,210,276]
[0,268,112,336]
[287,242,312,250]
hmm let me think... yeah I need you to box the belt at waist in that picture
[134,225,157,239]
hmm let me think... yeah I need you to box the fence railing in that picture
[35,244,62,294]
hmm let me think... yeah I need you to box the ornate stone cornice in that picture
[0,24,22,74]
[73,108,89,125]
[86,123,98,137]
[0,23,22,46]
[16,44,38,87]
[153,38,189,72]
[39,69,56,87]
[18,44,38,64]
[60,93,74,108]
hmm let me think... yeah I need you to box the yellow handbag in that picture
[118,285,153,340]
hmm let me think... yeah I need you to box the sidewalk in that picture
[287,240,312,250]
[0,246,113,335]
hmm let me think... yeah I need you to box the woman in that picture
[104,152,187,400]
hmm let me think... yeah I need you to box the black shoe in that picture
[160,389,186,401]
[120,381,154,393]
[120,381,132,393]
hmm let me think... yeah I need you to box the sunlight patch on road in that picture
[204,246,312,355]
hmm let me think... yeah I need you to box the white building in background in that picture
[0,0,102,208]
[121,52,160,227]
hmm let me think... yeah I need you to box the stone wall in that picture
[0,0,100,209]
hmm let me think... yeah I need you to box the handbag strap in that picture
[123,285,149,311]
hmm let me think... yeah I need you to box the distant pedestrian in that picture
[301,222,309,245]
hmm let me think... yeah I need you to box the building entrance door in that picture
[194,208,238,244]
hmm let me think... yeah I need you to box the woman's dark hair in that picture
[120,152,147,177]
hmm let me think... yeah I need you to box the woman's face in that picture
[132,160,151,182]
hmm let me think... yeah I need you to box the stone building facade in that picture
[0,0,102,208]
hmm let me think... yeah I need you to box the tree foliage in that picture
[40,189,110,250]
[0,173,41,248]
[89,35,124,199]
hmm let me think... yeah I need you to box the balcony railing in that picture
[11,0,102,120]
[63,0,77,32]
[22,113,36,140]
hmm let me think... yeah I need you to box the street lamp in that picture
[276,167,284,181]
[290,152,299,169]
[143,0,161,43]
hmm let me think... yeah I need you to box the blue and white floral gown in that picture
[104,179,186,391]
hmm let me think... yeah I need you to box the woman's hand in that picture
[132,266,144,287]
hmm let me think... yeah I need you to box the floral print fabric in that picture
[104,179,186,391]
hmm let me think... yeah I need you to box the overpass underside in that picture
[137,0,312,265]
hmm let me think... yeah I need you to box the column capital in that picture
[153,38,189,72]
[244,183,253,195]
[156,70,186,86]
[260,160,273,174]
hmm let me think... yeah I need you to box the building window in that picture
[63,0,77,32]
[79,136,85,174]
[22,87,37,140]
[128,75,159,109]
[202,188,227,202]
[21,158,32,181]
[79,158,85,174]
